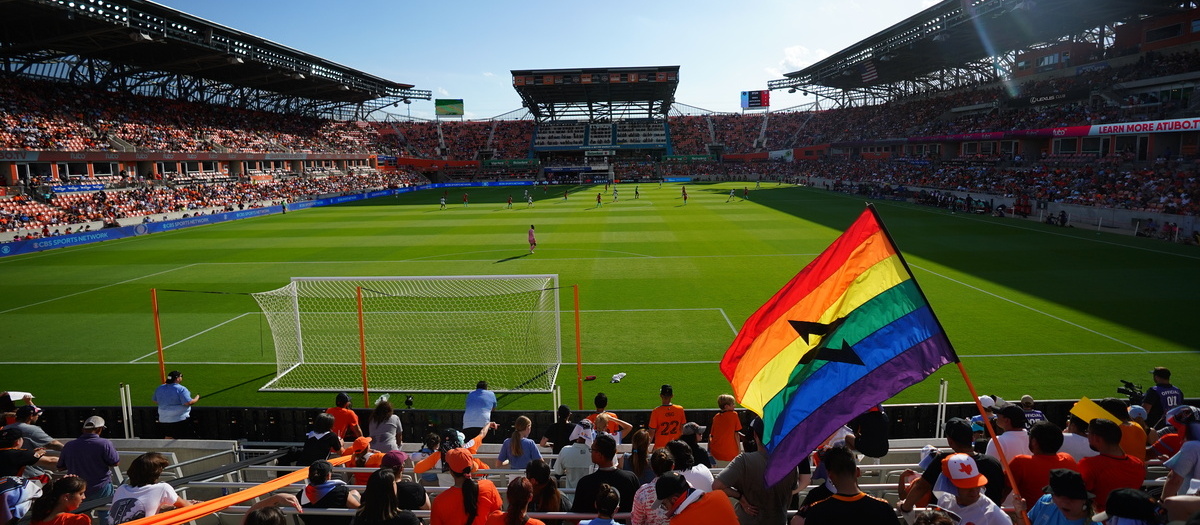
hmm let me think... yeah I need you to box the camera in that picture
[1117,380,1144,405]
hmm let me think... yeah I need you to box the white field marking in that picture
[0,361,279,365]
[578,307,739,335]
[718,308,738,335]
[0,264,197,315]
[400,248,657,261]
[129,312,255,363]
[5,350,1194,366]
[577,350,1200,366]
[910,263,1150,352]
[193,252,822,265]
[825,191,1200,261]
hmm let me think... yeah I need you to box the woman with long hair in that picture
[524,459,570,525]
[351,469,420,525]
[368,399,402,452]
[29,476,88,525]
[498,416,542,470]
[109,452,194,525]
[621,429,654,485]
[482,477,545,525]
[430,448,501,525]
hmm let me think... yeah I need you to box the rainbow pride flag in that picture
[721,205,958,484]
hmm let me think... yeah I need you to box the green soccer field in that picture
[1,182,1196,413]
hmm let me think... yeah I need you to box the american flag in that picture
[860,60,878,83]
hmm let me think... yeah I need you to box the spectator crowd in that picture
[2,365,1198,524]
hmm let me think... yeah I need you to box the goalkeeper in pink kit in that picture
[528,225,537,253]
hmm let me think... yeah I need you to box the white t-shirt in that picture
[985,429,1032,464]
[1059,433,1099,463]
[108,483,180,525]
[679,464,714,493]
[552,442,596,489]
[935,491,1012,525]
[1166,440,1200,488]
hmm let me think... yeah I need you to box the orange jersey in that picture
[649,404,686,448]
[325,406,359,438]
[708,410,742,462]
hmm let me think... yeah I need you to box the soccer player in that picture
[439,196,446,210]
[634,186,640,199]
[726,189,735,203]
[596,192,602,207]
[506,195,512,209]
[528,225,536,254]
[462,193,469,207]
[527,195,534,207]
[743,187,749,200]
[612,188,618,202]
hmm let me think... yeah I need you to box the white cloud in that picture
[765,45,830,77]
[437,87,451,96]
[482,72,494,77]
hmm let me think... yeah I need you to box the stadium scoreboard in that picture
[741,90,769,109]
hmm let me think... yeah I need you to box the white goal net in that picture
[252,275,561,393]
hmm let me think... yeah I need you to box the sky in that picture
[155,0,940,120]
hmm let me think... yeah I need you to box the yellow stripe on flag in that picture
[730,230,895,402]
[738,254,908,413]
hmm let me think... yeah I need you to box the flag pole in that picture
[866,203,1029,525]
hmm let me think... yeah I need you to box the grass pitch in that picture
[1,182,1196,412]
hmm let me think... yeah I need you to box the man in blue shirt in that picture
[1143,367,1184,428]
[152,370,200,438]
[462,380,496,439]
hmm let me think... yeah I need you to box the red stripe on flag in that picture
[720,209,885,380]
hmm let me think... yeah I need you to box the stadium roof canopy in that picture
[511,66,679,121]
[769,0,1185,104]
[0,0,430,118]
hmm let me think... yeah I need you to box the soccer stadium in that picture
[2,0,1199,523]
